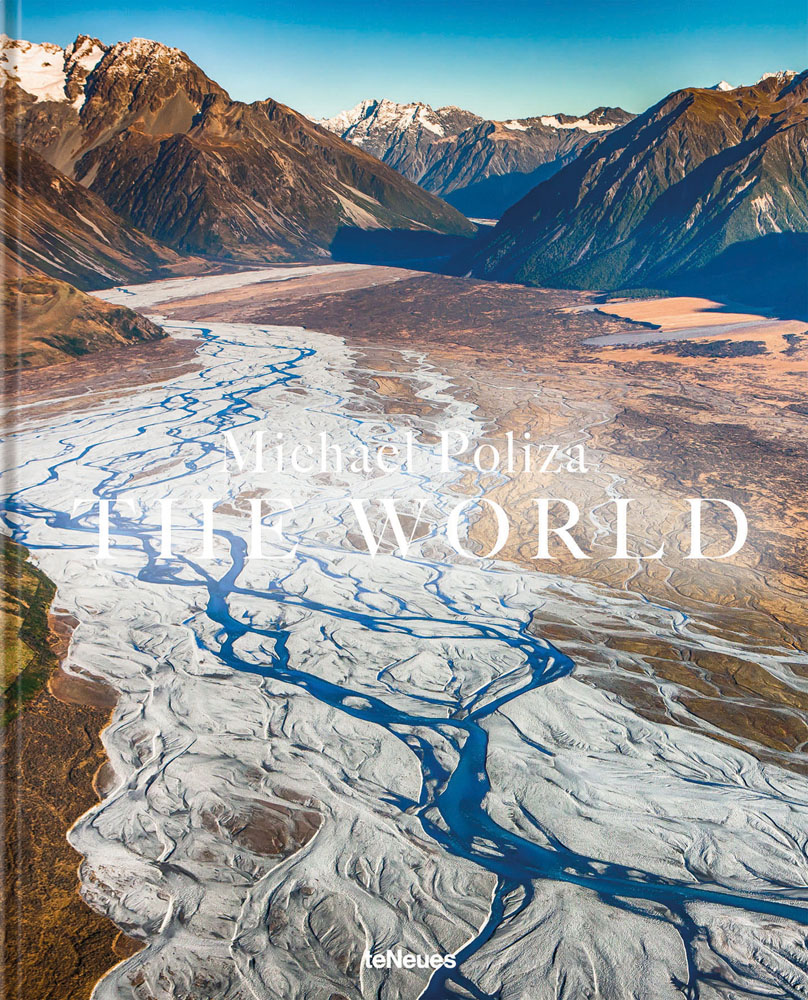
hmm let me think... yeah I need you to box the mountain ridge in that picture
[2,273,166,369]
[467,71,808,316]
[0,136,198,289]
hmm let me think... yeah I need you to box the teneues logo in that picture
[362,948,457,970]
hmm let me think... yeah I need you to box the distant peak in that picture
[126,36,172,48]
[67,33,104,51]
[754,69,797,85]
[705,72,798,94]
[316,97,450,139]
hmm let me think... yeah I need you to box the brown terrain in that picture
[0,318,202,999]
[1,30,804,1000]
[2,274,168,369]
[162,267,808,773]
[0,138,200,292]
[2,528,322,998]
[2,329,200,422]
[4,36,473,262]
[1,539,140,999]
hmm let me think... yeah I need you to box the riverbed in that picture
[2,269,807,999]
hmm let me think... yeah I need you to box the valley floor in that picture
[3,261,807,999]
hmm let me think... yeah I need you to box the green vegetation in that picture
[1,536,57,726]
[474,75,808,319]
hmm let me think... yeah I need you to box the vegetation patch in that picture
[1,536,57,726]
[652,338,767,359]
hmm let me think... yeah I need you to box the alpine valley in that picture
[0,33,475,365]
[0,34,473,263]
[2,23,808,1000]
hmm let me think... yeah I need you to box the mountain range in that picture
[468,71,808,316]
[316,99,634,217]
[1,34,473,264]
[2,29,806,345]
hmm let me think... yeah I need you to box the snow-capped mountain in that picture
[756,70,797,83]
[317,99,482,162]
[711,70,797,92]
[1,35,472,261]
[316,99,634,217]
[318,98,484,141]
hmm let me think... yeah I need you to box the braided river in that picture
[2,268,807,999]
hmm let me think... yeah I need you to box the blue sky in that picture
[14,0,808,118]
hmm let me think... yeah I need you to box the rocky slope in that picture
[0,137,190,289]
[2,274,165,369]
[0,128,198,370]
[2,35,473,260]
[317,99,633,217]
[469,72,808,315]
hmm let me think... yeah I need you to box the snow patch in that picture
[65,36,106,108]
[317,97,447,139]
[751,193,782,234]
[416,105,444,136]
[539,115,616,133]
[755,70,796,85]
[0,33,105,109]
[0,34,67,102]
[72,208,109,241]
[709,71,796,92]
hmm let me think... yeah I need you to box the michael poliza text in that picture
[220,428,591,479]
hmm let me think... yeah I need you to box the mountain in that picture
[469,71,808,316]
[316,99,485,178]
[1,35,473,261]
[316,99,634,217]
[0,137,192,289]
[2,273,165,369]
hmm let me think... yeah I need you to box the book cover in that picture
[2,3,807,998]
